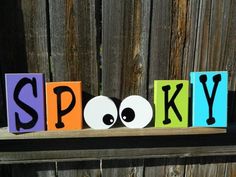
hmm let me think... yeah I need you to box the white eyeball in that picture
[84,96,117,129]
[119,95,153,128]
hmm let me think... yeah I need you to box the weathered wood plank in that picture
[165,158,185,177]
[193,0,233,71]
[185,157,227,177]
[0,127,226,140]
[57,161,101,177]
[0,0,49,77]
[207,0,231,71]
[225,156,236,177]
[10,163,56,177]
[102,159,143,177]
[144,158,185,177]
[168,0,187,80]
[148,0,172,102]
[0,0,49,126]
[182,0,200,79]
[1,145,236,164]
[194,0,212,71]
[224,0,236,86]
[49,0,99,95]
[102,0,151,99]
[144,158,166,177]
[21,0,50,80]
[0,1,29,74]
[223,0,236,123]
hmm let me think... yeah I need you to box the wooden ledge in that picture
[0,127,226,140]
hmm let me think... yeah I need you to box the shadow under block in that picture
[190,71,228,127]
[5,73,45,133]
[154,80,189,128]
[46,82,82,131]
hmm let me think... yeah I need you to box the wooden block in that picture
[84,96,118,129]
[154,80,189,128]
[119,95,153,128]
[46,82,82,130]
[190,71,228,127]
[5,73,45,133]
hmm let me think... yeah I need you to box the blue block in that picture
[190,71,228,127]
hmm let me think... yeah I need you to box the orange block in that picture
[46,82,82,130]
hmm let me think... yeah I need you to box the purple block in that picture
[5,73,45,133]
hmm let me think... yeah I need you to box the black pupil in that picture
[103,114,114,125]
[121,108,135,122]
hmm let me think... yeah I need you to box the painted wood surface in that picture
[84,96,118,129]
[191,72,228,127]
[46,81,82,130]
[154,80,189,128]
[5,74,45,133]
[119,95,153,128]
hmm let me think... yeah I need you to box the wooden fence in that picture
[0,0,235,176]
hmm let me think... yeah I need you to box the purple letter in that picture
[5,73,45,133]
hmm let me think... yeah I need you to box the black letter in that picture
[162,84,183,124]
[199,74,221,125]
[14,77,38,131]
[54,86,76,128]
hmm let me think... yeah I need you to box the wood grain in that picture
[49,0,99,95]
[10,163,56,177]
[144,158,166,177]
[148,0,172,102]
[144,158,186,177]
[185,157,227,177]
[0,127,226,140]
[21,0,50,80]
[207,0,231,71]
[102,0,151,99]
[57,161,101,177]
[182,0,200,79]
[102,159,144,177]
[168,0,187,80]
[2,145,236,164]
[0,0,49,126]
[0,0,49,78]
[193,0,212,71]
[0,1,33,74]
[226,156,236,177]
[165,158,185,177]
[223,0,236,123]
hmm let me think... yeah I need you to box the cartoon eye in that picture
[119,95,153,128]
[84,96,117,129]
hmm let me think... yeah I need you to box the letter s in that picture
[13,77,38,131]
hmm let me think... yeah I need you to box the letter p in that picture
[46,82,82,130]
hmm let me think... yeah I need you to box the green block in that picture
[154,80,189,128]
